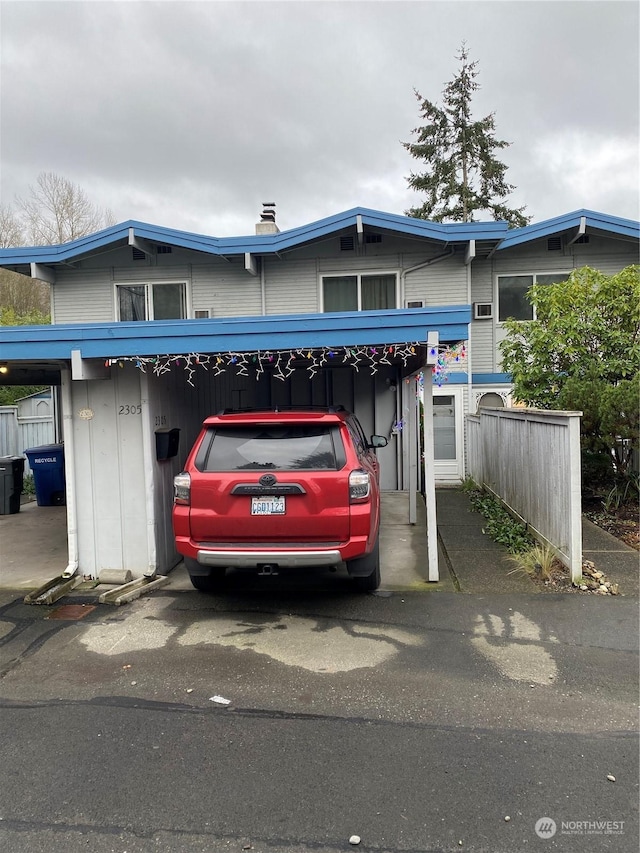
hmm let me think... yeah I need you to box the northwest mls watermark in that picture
[535,817,625,839]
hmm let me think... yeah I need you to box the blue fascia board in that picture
[427,372,513,385]
[472,373,512,384]
[0,306,472,361]
[0,207,509,267]
[498,209,640,250]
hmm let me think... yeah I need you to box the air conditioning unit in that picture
[474,302,493,320]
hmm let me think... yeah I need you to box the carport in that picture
[0,304,470,586]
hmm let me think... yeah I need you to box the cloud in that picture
[1,1,638,236]
[531,132,640,218]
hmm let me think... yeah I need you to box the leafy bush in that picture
[465,487,535,554]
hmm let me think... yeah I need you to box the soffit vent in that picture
[364,233,382,244]
[340,235,355,251]
[547,236,562,251]
[132,248,146,260]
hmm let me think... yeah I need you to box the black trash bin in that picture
[24,444,66,506]
[0,456,25,515]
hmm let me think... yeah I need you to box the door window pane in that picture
[153,283,185,320]
[118,285,147,321]
[361,275,396,310]
[323,276,358,312]
[433,395,456,460]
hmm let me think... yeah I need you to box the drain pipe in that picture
[60,367,79,579]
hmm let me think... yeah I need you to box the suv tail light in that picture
[173,472,191,505]
[349,469,370,502]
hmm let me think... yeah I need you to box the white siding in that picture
[264,258,318,314]
[53,270,114,323]
[191,262,262,317]
[404,253,467,306]
[70,367,148,575]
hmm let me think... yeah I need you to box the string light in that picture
[105,341,466,387]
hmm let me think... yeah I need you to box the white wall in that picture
[70,366,148,576]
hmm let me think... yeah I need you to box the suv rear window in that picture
[195,424,346,472]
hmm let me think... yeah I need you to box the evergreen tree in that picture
[403,44,529,227]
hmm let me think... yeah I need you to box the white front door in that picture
[432,387,464,483]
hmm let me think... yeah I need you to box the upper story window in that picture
[117,282,187,321]
[497,272,570,322]
[322,273,397,312]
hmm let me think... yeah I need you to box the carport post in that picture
[423,335,439,582]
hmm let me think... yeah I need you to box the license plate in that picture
[251,496,285,515]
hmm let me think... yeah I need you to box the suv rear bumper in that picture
[196,548,343,569]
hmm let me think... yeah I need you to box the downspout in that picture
[60,368,79,579]
[465,240,475,479]
[140,371,158,578]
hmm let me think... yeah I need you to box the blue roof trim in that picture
[0,306,471,361]
[472,373,512,384]
[2,206,634,268]
[497,209,640,250]
[0,208,508,266]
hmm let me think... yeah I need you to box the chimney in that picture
[256,202,279,235]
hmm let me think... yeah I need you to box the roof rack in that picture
[216,405,347,415]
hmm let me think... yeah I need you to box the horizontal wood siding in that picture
[469,321,494,372]
[264,258,318,314]
[53,270,114,323]
[191,262,262,317]
[494,236,637,275]
[404,255,467,306]
[112,265,191,283]
[465,408,582,580]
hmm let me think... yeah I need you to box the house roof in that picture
[0,305,471,362]
[0,207,509,269]
[0,206,636,272]
[497,209,640,250]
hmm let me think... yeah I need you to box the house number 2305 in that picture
[118,404,142,415]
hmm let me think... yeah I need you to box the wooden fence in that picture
[0,406,56,473]
[466,407,583,582]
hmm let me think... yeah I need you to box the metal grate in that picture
[340,235,355,251]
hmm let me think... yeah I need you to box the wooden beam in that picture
[244,253,258,276]
[128,228,155,257]
[30,263,56,284]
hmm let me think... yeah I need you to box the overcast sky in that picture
[1,0,638,239]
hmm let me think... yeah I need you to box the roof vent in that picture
[364,233,382,244]
[156,245,172,254]
[132,247,146,260]
[547,236,562,251]
[340,235,355,251]
[256,202,279,235]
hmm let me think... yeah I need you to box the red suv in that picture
[172,407,387,592]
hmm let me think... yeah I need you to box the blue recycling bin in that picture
[24,444,66,506]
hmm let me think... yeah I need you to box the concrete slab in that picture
[582,517,639,597]
[0,500,68,588]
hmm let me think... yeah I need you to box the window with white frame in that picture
[116,282,187,321]
[497,272,571,321]
[322,273,397,312]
